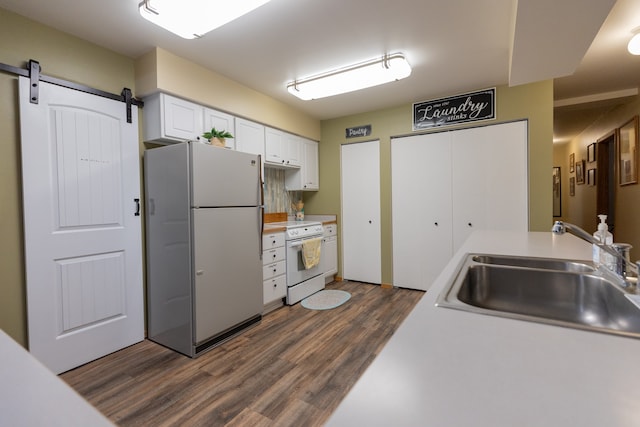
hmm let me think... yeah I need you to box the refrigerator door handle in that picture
[258,205,264,259]
[258,154,264,206]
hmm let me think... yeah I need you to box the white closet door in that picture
[19,77,144,374]
[452,121,528,251]
[341,141,381,284]
[392,133,453,291]
[390,120,528,291]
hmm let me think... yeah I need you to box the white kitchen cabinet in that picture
[285,138,319,191]
[262,231,286,309]
[283,133,302,167]
[265,127,302,168]
[320,223,338,283]
[391,120,528,291]
[235,118,265,157]
[143,93,204,144]
[264,127,284,165]
[203,107,235,149]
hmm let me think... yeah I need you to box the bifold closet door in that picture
[392,133,453,291]
[451,121,528,251]
[391,120,528,291]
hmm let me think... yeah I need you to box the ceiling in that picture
[1,0,640,143]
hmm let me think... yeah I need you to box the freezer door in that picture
[192,207,263,344]
[190,143,261,207]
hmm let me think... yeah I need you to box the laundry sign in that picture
[412,88,495,130]
[345,124,372,139]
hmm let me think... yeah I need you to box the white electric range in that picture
[268,221,324,304]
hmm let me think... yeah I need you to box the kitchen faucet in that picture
[551,220,638,287]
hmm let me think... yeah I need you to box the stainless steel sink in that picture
[436,254,640,339]
[470,254,594,273]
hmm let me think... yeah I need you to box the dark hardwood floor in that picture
[61,281,424,426]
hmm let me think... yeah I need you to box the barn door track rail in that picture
[0,59,143,123]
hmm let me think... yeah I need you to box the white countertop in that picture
[0,329,114,426]
[327,231,640,427]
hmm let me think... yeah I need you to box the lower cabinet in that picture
[320,224,338,283]
[262,231,286,311]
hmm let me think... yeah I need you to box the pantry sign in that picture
[412,88,495,130]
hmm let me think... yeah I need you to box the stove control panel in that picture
[285,224,324,239]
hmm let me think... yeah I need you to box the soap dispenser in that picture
[592,214,613,267]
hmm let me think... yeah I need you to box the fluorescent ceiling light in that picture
[287,53,412,101]
[628,28,640,55]
[139,0,271,39]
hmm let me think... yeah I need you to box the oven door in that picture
[286,238,322,286]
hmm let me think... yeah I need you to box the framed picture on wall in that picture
[618,115,638,186]
[570,152,575,173]
[576,159,585,184]
[552,167,561,217]
[587,168,596,186]
[587,143,596,163]
[570,177,575,196]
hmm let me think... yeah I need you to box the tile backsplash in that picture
[264,168,302,214]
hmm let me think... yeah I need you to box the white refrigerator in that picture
[145,142,264,357]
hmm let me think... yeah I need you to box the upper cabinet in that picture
[235,118,265,157]
[285,138,319,191]
[265,127,301,168]
[142,93,318,188]
[143,93,204,144]
[203,108,235,149]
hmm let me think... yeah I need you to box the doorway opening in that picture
[596,131,616,233]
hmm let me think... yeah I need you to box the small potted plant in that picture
[203,127,234,147]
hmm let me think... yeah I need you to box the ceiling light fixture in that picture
[628,27,640,55]
[138,0,271,39]
[287,53,412,101]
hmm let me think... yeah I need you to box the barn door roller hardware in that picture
[0,59,144,123]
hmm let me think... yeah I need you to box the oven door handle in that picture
[289,236,322,248]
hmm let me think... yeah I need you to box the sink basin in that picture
[470,254,594,273]
[436,254,640,339]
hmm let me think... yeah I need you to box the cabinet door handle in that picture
[134,198,140,216]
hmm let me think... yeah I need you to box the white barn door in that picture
[341,141,381,284]
[19,76,144,374]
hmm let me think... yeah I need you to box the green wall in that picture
[0,8,138,347]
[307,81,554,285]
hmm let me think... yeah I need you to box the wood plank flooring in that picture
[61,281,424,427]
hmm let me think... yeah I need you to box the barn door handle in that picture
[134,198,140,216]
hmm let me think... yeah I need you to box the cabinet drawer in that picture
[263,260,286,280]
[263,274,286,304]
[262,232,285,249]
[324,223,337,236]
[262,246,286,265]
